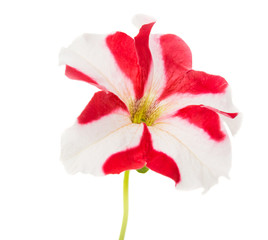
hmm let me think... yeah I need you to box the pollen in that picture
[129,95,163,126]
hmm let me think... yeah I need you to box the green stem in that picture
[119,170,130,240]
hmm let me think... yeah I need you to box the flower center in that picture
[129,96,162,126]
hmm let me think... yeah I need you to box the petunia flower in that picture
[59,15,240,239]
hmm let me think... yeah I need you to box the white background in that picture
[0,0,267,239]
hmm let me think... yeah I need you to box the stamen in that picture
[129,95,163,126]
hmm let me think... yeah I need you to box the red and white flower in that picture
[60,16,240,191]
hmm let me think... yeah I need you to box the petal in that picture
[61,91,146,175]
[59,32,139,102]
[157,70,241,135]
[150,105,232,191]
[145,33,192,97]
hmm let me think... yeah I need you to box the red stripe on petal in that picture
[204,106,238,119]
[103,124,181,184]
[217,111,238,118]
[78,91,128,124]
[65,65,98,85]
[134,22,155,99]
[157,34,192,99]
[106,32,140,98]
[160,69,228,100]
[183,70,228,94]
[175,105,226,141]
[147,150,181,185]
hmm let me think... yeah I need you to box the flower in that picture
[60,15,240,191]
